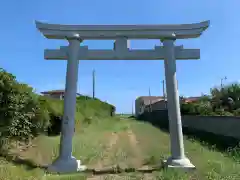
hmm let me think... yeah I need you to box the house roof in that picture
[41,90,65,94]
[137,95,202,106]
[41,90,81,95]
[136,96,165,105]
[184,96,201,102]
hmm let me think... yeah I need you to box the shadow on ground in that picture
[131,111,240,154]
[87,165,163,175]
[45,164,165,177]
[1,152,47,170]
[47,115,62,136]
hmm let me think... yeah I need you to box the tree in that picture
[210,83,240,112]
[0,68,50,142]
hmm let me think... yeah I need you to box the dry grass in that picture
[0,117,239,180]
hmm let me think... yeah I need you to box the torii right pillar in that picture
[162,38,195,169]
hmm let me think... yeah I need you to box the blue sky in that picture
[0,0,239,113]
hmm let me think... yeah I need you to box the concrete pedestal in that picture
[163,157,195,170]
[48,157,87,173]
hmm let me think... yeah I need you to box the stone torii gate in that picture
[36,20,210,173]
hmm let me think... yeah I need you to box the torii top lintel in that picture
[35,20,210,40]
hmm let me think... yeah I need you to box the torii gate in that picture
[36,20,210,173]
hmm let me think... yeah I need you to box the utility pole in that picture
[149,87,152,112]
[92,69,95,99]
[220,76,227,88]
[162,80,167,109]
[132,100,134,116]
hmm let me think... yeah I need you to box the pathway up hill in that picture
[0,114,239,180]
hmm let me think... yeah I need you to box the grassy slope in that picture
[0,115,239,180]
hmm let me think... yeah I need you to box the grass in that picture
[0,116,240,180]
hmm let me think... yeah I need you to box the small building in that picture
[147,99,168,111]
[41,90,81,100]
[135,96,166,117]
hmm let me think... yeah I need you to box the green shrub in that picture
[0,68,116,141]
[214,108,233,116]
[35,96,63,134]
[195,102,213,116]
[76,96,115,117]
[181,103,198,115]
[233,108,240,116]
[0,68,48,141]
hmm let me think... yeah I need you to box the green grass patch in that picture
[0,117,240,179]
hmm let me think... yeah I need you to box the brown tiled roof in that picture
[41,90,65,95]
[41,90,81,95]
[184,96,201,103]
[137,96,165,105]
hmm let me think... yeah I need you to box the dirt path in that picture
[88,128,154,179]
[126,129,155,180]
[87,132,119,180]
[126,129,143,167]
[98,132,119,168]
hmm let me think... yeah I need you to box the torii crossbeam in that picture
[44,44,200,60]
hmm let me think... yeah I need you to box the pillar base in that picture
[163,156,195,170]
[47,156,87,173]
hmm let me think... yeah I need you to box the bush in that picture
[0,68,49,142]
[181,103,200,115]
[181,103,193,115]
[181,98,235,116]
[0,68,116,142]
[212,108,233,116]
[36,96,63,135]
[195,102,213,116]
[76,96,116,117]
[233,108,240,116]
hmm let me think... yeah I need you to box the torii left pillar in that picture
[48,36,87,173]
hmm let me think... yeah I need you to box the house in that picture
[148,99,168,111]
[135,95,202,117]
[41,90,82,100]
[135,96,167,117]
[183,96,201,103]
